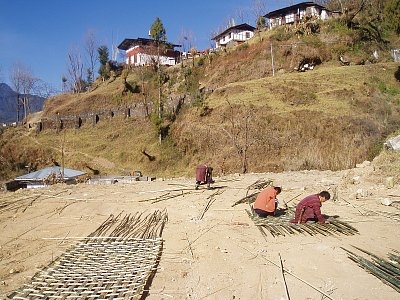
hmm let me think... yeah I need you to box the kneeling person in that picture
[290,191,330,224]
[253,186,282,217]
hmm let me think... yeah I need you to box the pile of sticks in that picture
[88,209,168,240]
[342,246,400,292]
[247,207,358,237]
[8,211,168,300]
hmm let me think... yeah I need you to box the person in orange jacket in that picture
[253,186,282,217]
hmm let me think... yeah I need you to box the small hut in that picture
[6,166,86,191]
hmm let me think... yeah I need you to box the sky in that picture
[0,0,294,92]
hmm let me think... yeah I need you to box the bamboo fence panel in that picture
[8,210,168,300]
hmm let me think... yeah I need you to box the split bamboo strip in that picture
[232,179,273,207]
[279,253,291,300]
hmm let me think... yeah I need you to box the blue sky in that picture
[0,0,292,92]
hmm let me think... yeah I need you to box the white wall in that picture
[215,30,254,48]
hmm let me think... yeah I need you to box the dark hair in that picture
[274,186,282,194]
[319,191,331,200]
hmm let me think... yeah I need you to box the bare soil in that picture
[1,161,399,299]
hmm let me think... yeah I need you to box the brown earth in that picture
[1,157,399,299]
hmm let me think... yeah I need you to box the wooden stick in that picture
[279,253,291,300]
[285,193,303,205]
[266,255,335,299]
[185,233,194,258]
[42,236,157,240]
[240,246,336,300]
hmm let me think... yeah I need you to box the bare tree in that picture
[234,6,249,24]
[84,29,98,85]
[251,0,268,19]
[34,79,57,98]
[222,99,256,174]
[67,46,84,93]
[177,28,195,65]
[9,63,37,121]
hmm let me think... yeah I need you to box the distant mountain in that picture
[0,83,46,123]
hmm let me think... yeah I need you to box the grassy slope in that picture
[1,26,400,181]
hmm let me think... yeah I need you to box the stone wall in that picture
[36,102,150,133]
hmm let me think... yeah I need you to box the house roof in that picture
[264,1,329,18]
[15,166,86,181]
[117,38,181,50]
[212,23,256,40]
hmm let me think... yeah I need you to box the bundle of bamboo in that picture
[342,246,400,293]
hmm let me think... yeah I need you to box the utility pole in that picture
[270,43,275,76]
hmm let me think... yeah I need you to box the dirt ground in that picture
[1,161,399,300]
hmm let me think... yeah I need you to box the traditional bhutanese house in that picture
[117,38,181,66]
[7,166,87,190]
[212,23,255,49]
[264,2,334,29]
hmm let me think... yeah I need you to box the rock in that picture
[356,161,371,168]
[385,177,394,189]
[381,198,393,206]
[352,176,360,184]
[384,135,400,151]
[356,189,364,199]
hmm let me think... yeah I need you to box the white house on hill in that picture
[212,23,256,49]
[117,38,181,66]
[264,1,335,29]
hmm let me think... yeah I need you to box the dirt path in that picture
[1,166,399,299]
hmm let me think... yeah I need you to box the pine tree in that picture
[150,17,167,144]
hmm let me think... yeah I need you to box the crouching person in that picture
[290,191,330,224]
[195,164,214,190]
[253,186,282,217]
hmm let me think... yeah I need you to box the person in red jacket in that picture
[290,191,331,224]
[195,164,214,190]
[253,186,282,217]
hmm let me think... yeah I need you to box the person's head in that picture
[319,191,331,202]
[274,186,282,195]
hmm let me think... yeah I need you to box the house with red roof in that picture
[117,38,181,66]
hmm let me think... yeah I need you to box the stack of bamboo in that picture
[343,246,400,292]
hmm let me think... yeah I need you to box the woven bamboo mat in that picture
[246,207,358,237]
[8,210,167,300]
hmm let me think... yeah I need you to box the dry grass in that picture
[1,24,400,180]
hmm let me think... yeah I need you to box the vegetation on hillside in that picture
[1,0,400,181]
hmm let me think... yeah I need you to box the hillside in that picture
[1,20,400,182]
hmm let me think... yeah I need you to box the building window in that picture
[285,13,295,23]
[245,32,250,39]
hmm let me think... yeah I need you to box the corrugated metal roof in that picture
[15,166,86,181]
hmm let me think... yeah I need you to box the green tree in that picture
[256,16,266,30]
[384,0,400,34]
[150,17,167,144]
[97,45,110,81]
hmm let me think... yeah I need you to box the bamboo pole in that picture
[239,246,336,299]
[279,253,291,300]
